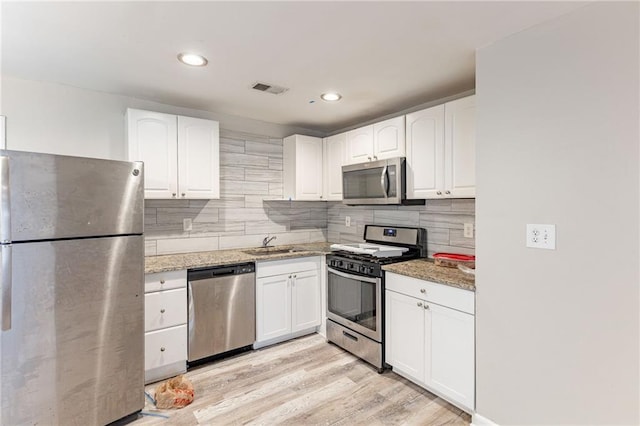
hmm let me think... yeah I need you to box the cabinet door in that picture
[425,302,475,411]
[374,116,405,160]
[127,109,177,199]
[291,269,320,332]
[323,133,346,201]
[295,135,324,200]
[444,95,476,198]
[345,125,374,165]
[405,105,445,199]
[177,116,220,199]
[256,274,291,342]
[385,290,425,382]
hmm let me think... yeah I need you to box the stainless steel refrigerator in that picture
[0,150,145,425]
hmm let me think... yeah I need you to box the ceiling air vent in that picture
[251,82,289,95]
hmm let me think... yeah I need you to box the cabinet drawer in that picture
[386,272,474,315]
[256,256,321,278]
[145,325,187,371]
[145,288,187,332]
[145,270,186,293]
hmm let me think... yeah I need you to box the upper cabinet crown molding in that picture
[126,109,220,199]
[283,134,324,201]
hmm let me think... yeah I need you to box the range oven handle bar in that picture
[327,267,379,284]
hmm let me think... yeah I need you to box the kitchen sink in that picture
[242,246,296,256]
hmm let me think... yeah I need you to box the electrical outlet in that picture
[345,216,351,227]
[526,224,556,250]
[183,218,193,232]
[463,223,474,238]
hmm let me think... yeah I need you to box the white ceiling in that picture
[1,1,586,134]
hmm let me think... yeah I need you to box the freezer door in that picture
[1,236,144,425]
[0,150,143,242]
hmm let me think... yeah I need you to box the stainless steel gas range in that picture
[326,225,427,372]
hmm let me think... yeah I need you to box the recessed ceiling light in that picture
[177,53,208,67]
[321,92,342,102]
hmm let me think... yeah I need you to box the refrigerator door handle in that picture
[1,244,11,331]
[0,155,10,243]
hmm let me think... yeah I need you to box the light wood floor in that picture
[133,334,471,425]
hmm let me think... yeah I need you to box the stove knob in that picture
[359,265,368,273]
[369,266,376,274]
[337,260,344,268]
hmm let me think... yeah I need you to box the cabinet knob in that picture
[289,275,292,279]
[181,193,186,197]
[319,195,323,199]
[424,304,430,310]
[445,190,451,195]
[172,193,177,198]
[293,275,297,278]
[417,302,423,307]
[420,288,426,294]
[367,156,372,161]
[160,347,166,352]
[373,156,378,160]
[160,280,165,284]
[160,308,165,314]
[436,191,442,195]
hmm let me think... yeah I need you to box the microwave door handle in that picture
[380,165,389,198]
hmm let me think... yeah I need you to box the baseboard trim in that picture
[471,413,499,426]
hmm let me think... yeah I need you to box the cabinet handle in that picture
[420,288,426,294]
[160,308,165,314]
[436,191,442,195]
[373,156,378,160]
[367,156,372,161]
[424,304,430,310]
[160,279,165,284]
[160,347,166,352]
[172,193,176,198]
[417,302,423,307]
[445,190,451,195]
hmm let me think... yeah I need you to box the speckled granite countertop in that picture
[145,242,333,274]
[382,259,475,291]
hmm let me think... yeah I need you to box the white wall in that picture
[475,2,639,425]
[0,76,323,160]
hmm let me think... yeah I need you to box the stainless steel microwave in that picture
[342,157,424,205]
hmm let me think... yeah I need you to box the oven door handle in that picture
[328,267,379,284]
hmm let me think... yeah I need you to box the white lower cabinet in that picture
[256,257,321,347]
[385,272,475,412]
[144,270,188,384]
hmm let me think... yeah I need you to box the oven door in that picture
[327,267,382,342]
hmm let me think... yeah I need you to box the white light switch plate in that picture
[183,218,193,231]
[526,224,556,250]
[463,223,474,238]
[345,216,351,227]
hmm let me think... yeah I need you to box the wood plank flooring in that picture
[132,334,471,425]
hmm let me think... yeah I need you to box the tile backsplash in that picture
[144,129,475,257]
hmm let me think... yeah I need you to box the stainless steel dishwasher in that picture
[187,263,256,363]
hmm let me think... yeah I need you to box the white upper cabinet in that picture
[444,95,476,198]
[323,132,346,201]
[283,134,324,200]
[345,125,374,165]
[406,95,475,199]
[127,109,178,199]
[346,117,406,165]
[177,116,220,199]
[127,109,220,199]
[373,116,406,160]
[406,105,445,199]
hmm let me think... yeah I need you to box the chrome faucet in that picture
[262,235,277,247]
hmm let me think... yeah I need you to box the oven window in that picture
[328,271,377,332]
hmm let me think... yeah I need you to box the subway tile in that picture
[145,199,190,208]
[157,236,219,255]
[244,221,288,235]
[189,197,245,209]
[144,207,157,225]
[190,222,245,236]
[218,208,270,222]
[269,183,283,196]
[220,152,269,169]
[449,229,476,249]
[246,141,283,158]
[373,210,420,226]
[220,137,245,153]
[243,181,270,195]
[424,199,453,212]
[269,158,283,171]
[245,169,282,183]
[451,198,476,213]
[245,195,282,208]
[156,207,219,224]
[219,234,267,250]
[144,240,157,256]
[220,166,245,181]
[419,212,475,230]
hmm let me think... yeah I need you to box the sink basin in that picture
[242,246,295,256]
